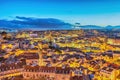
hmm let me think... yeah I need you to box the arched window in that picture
[26,74,29,77]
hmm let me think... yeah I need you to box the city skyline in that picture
[1,0,120,26]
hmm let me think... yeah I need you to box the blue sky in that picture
[0,0,120,26]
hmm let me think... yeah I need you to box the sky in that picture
[0,0,120,26]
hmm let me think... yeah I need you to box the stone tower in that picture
[38,44,44,66]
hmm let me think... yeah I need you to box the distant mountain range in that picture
[73,25,120,30]
[0,16,120,30]
[0,16,72,30]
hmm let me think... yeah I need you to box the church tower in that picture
[38,44,44,66]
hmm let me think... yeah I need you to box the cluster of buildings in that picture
[0,29,120,80]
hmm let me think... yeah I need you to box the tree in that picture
[1,31,7,39]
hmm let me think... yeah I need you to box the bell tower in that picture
[38,44,44,66]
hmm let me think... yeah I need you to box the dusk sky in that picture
[1,0,120,26]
